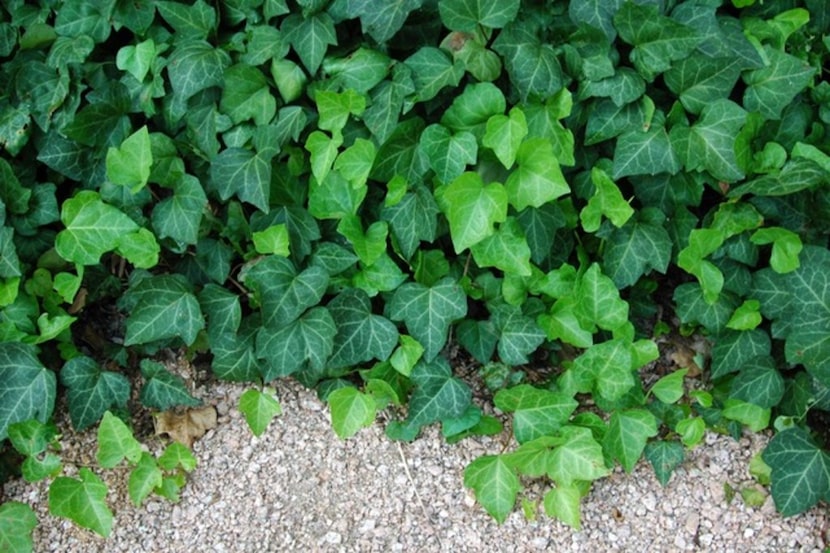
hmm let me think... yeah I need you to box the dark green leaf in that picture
[157,0,216,40]
[763,427,830,516]
[381,185,440,260]
[664,55,743,115]
[60,356,129,432]
[210,148,271,212]
[743,46,816,120]
[602,208,672,288]
[123,274,204,346]
[730,356,785,408]
[282,13,337,74]
[139,360,201,410]
[644,440,685,486]
[405,47,465,103]
[167,40,231,102]
[256,307,336,380]
[439,0,520,31]
[491,304,545,365]
[152,175,207,246]
[406,357,472,428]
[0,342,56,441]
[327,289,399,370]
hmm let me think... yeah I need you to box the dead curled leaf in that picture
[154,406,217,447]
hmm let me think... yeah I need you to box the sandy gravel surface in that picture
[4,378,828,552]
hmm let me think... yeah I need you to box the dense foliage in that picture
[1,0,829,546]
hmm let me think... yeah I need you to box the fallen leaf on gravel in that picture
[154,406,217,447]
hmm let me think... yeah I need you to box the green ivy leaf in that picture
[364,65,416,144]
[548,426,611,485]
[612,124,680,179]
[256,307,336,380]
[505,137,569,211]
[439,0,520,31]
[252,224,290,256]
[339,0,422,43]
[106,126,152,192]
[404,47,465,103]
[569,338,635,401]
[152,174,207,246]
[492,25,563,100]
[710,329,771,380]
[750,227,802,274]
[482,107,527,169]
[139,360,201,411]
[763,427,830,516]
[674,282,738,334]
[210,147,272,212]
[0,342,56,441]
[575,264,630,333]
[239,388,282,437]
[220,63,277,126]
[602,208,672,288]
[327,289,399,371]
[387,277,467,361]
[123,274,204,346]
[334,138,376,188]
[436,172,508,253]
[96,411,142,469]
[464,455,521,523]
[381,185,440,260]
[664,54,743,115]
[157,0,216,40]
[60,356,129,432]
[491,304,546,365]
[543,483,582,530]
[581,167,634,232]
[603,409,658,473]
[649,369,687,404]
[323,47,390,93]
[644,440,685,486]
[470,217,532,277]
[167,40,230,103]
[157,442,197,472]
[282,12,337,74]
[419,124,478,184]
[743,46,816,120]
[494,384,577,444]
[722,398,770,432]
[0,501,37,553]
[128,452,163,507]
[729,356,785,409]
[328,387,377,439]
[337,216,388,266]
[406,357,472,429]
[442,82,506,139]
[48,468,113,537]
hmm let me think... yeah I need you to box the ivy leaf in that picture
[152,174,207,246]
[345,0,422,43]
[644,440,685,486]
[322,47,390,93]
[220,63,277,126]
[491,304,546,365]
[252,224,290,256]
[750,227,802,274]
[328,387,377,439]
[492,25,563,100]
[456,319,499,364]
[482,107,527,169]
[581,167,634,233]
[406,357,472,429]
[470,217,532,277]
[256,307,336,380]
[569,339,635,402]
[381,185,440,260]
[743,46,816,120]
[167,40,230,103]
[575,264,630,333]
[439,0,520,31]
[364,65,416,144]
[603,409,658,473]
[669,99,747,182]
[282,12,337,74]
[241,256,329,329]
[157,0,216,40]
[305,131,343,185]
[505,138,569,211]
[238,388,282,437]
[730,356,785,408]
[49,468,113,537]
[548,426,611,485]
[543,484,582,530]
[674,282,738,334]
[210,147,271,212]
[387,277,467,361]
[568,0,624,41]
[464,455,521,524]
[612,125,680,179]
[0,342,56,441]
[419,124,478,184]
[334,138,376,187]
[664,54,744,115]
[96,411,142,469]
[710,329,771,380]
[602,208,672,288]
[316,89,366,133]
[404,47,465,103]
[370,117,429,184]
[60,356,129,432]
[441,82,506,138]
[650,369,687,405]
[494,384,577,444]
[139,360,201,410]
[327,289,399,371]
[128,453,163,507]
[123,274,204,346]
[763,427,830,516]
[337,216,388,266]
[106,126,152,193]
[0,501,37,553]
[436,172,508,253]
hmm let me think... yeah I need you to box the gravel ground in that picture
[4,378,828,552]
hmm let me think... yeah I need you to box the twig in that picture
[395,441,445,551]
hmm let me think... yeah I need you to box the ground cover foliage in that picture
[1,0,829,546]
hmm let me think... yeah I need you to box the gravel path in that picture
[5,379,828,552]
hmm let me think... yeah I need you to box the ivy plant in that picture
[1,0,829,546]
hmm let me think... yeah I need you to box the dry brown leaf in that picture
[154,406,217,447]
[670,347,702,378]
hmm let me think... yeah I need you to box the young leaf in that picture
[315,89,366,133]
[436,172,508,253]
[157,442,197,472]
[482,107,527,169]
[580,167,634,233]
[644,440,685,486]
[139,360,201,411]
[0,501,37,553]
[575,264,630,333]
[106,126,152,192]
[603,409,659,473]
[494,384,577,444]
[763,427,830,517]
[97,411,142,468]
[649,369,687,405]
[239,388,282,437]
[464,455,521,524]
[676,417,706,448]
[48,468,113,537]
[328,387,376,439]
[128,452,163,507]
[543,484,582,530]
[0,342,56,441]
[547,426,611,485]
[419,124,478,184]
[252,224,290,256]
[570,338,635,402]
[337,216,388,266]
[387,277,467,361]
[504,138,569,211]
[60,356,130,431]
[327,289,399,370]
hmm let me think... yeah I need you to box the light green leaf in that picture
[750,227,802,274]
[464,455,521,523]
[327,289,399,370]
[505,138,569,211]
[570,339,635,401]
[470,218,532,277]
[581,167,634,232]
[157,442,197,472]
[676,417,706,447]
[328,387,376,439]
[116,39,156,82]
[436,172,508,253]
[239,388,282,437]
[323,47,390,92]
[60,356,130,432]
[726,299,763,331]
[494,384,577,444]
[722,399,770,432]
[96,411,142,469]
[419,124,478,184]
[252,224,290,256]
[305,131,343,185]
[309,170,366,220]
[603,409,658,473]
[650,369,687,404]
[390,335,425,377]
[48,468,113,537]
[548,426,611,485]
[316,89,365,133]
[128,452,163,507]
[387,277,467,361]
[483,107,527,169]
[575,264,630,333]
[0,501,37,553]
[543,484,582,530]
[441,82,506,138]
[334,138,376,187]
[337,216,388,266]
